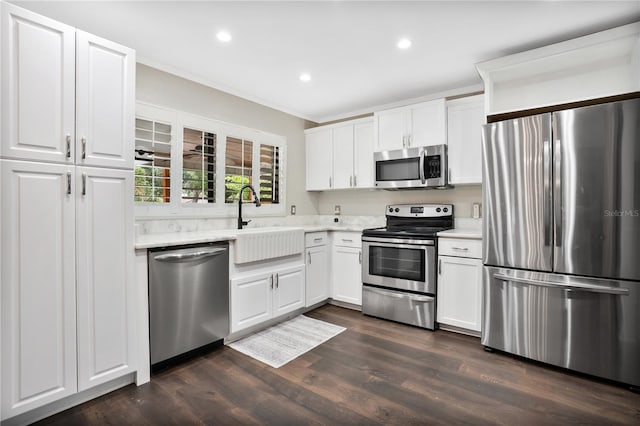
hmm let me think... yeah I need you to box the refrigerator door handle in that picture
[543,138,552,248]
[494,273,629,296]
[554,138,563,248]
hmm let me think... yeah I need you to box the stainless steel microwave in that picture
[374,144,448,189]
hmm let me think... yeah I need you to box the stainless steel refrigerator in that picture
[481,98,640,389]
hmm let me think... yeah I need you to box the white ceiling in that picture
[13,1,640,123]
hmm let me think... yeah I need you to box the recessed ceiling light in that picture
[217,31,232,42]
[397,38,412,49]
[299,73,311,82]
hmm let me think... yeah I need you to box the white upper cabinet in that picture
[375,98,446,151]
[305,117,374,191]
[1,3,76,163]
[446,94,485,185]
[331,124,354,189]
[353,121,375,188]
[76,31,135,169]
[305,128,333,190]
[1,4,135,169]
[76,167,135,391]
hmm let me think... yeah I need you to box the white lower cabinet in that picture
[1,160,135,420]
[305,232,329,307]
[437,238,483,334]
[331,233,363,306]
[230,263,305,333]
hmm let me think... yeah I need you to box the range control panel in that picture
[386,204,453,218]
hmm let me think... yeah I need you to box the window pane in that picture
[259,144,280,204]
[135,118,171,203]
[225,137,253,203]
[182,127,216,203]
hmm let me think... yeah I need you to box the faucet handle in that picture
[242,219,251,226]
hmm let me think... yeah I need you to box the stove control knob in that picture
[388,207,393,213]
[436,207,441,212]
[443,207,449,213]
[394,208,399,212]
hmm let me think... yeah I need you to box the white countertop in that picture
[437,228,482,239]
[135,224,369,249]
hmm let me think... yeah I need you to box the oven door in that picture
[362,237,435,294]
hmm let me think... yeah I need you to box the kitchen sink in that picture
[233,227,304,264]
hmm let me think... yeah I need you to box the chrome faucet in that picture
[237,184,261,229]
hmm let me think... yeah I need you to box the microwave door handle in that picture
[419,148,426,184]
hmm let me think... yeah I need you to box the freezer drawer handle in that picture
[494,273,629,295]
[154,248,227,262]
[365,287,434,303]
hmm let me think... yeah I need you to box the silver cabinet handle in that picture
[308,250,311,265]
[313,237,322,242]
[66,172,72,195]
[81,137,86,159]
[342,238,353,243]
[349,175,353,187]
[353,175,357,187]
[329,177,332,188]
[448,168,452,182]
[438,258,442,275]
[494,273,629,295]
[402,135,406,148]
[154,247,227,262]
[66,134,71,158]
[275,273,279,288]
[270,274,274,289]
[407,134,411,147]
[359,250,362,265]
[451,247,469,251]
[81,173,87,196]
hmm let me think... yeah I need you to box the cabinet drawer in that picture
[332,231,362,248]
[438,238,482,259]
[305,231,328,248]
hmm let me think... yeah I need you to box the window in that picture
[259,144,280,204]
[182,127,216,203]
[134,103,286,217]
[134,118,171,203]
[225,137,253,203]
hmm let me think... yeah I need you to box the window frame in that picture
[134,102,287,218]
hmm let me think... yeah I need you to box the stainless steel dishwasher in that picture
[148,242,229,367]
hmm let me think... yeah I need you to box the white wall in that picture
[136,64,319,215]
[315,185,482,218]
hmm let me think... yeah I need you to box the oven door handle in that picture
[362,237,435,246]
[365,287,434,303]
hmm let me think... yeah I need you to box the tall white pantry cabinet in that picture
[0,2,136,421]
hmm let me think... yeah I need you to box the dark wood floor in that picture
[38,305,640,425]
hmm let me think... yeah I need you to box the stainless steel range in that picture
[362,204,453,330]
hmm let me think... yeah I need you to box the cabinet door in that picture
[231,272,273,333]
[353,121,375,188]
[76,31,135,169]
[447,95,484,184]
[408,99,446,147]
[332,125,354,189]
[332,246,362,306]
[437,256,483,332]
[305,129,333,190]
[1,3,75,164]
[273,264,305,317]
[375,107,405,152]
[76,167,135,391]
[1,160,77,418]
[306,246,329,307]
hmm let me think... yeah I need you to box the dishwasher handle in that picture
[154,247,227,263]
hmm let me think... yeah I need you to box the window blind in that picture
[134,118,171,203]
[259,144,280,204]
[182,127,216,203]
[225,136,253,203]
